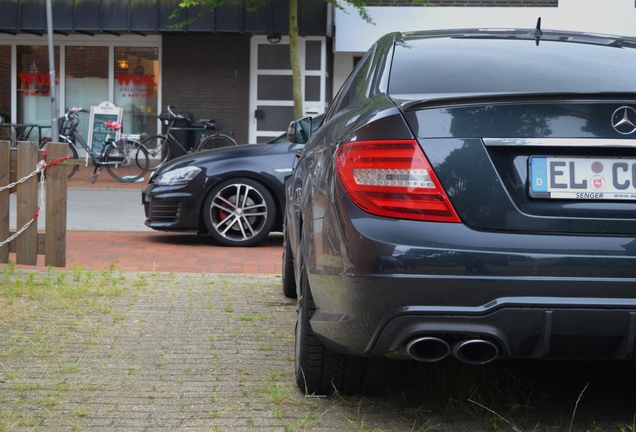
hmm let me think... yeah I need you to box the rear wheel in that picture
[105,139,149,182]
[295,250,367,395]
[143,135,172,170]
[39,137,79,179]
[202,178,276,246]
[196,134,237,151]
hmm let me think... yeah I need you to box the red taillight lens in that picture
[335,140,460,223]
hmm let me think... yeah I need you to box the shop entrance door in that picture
[249,36,327,143]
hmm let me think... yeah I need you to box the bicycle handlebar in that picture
[166,105,185,120]
[67,107,88,114]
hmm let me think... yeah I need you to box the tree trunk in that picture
[289,0,303,119]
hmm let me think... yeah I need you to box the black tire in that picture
[143,135,172,170]
[202,178,276,247]
[282,225,297,298]
[295,247,368,395]
[196,134,237,151]
[104,139,149,182]
[39,137,79,179]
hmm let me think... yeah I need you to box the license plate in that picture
[529,156,636,200]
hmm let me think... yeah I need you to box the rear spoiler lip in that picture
[396,92,636,112]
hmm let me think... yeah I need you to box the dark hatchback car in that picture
[284,27,636,395]
[142,118,322,247]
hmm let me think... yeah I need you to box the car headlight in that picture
[155,166,202,186]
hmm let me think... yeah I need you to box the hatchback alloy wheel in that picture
[203,177,276,246]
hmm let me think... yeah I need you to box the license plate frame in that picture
[529,156,636,200]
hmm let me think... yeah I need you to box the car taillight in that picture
[335,140,460,223]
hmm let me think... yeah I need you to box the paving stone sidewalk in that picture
[0,272,438,431]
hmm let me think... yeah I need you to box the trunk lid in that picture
[403,99,636,235]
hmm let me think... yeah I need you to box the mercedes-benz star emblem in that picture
[611,106,636,135]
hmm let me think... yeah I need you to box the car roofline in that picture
[394,27,636,43]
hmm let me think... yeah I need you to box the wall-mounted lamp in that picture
[118,59,129,70]
[267,33,281,44]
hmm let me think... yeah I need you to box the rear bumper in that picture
[373,298,636,361]
[306,198,636,361]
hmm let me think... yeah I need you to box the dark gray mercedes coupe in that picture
[284,26,636,395]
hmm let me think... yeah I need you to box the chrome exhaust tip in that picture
[405,337,451,363]
[452,339,499,365]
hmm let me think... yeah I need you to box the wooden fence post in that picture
[15,141,39,265]
[0,141,9,263]
[45,142,67,267]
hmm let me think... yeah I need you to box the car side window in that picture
[325,45,377,120]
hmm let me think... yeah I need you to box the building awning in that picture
[0,0,331,37]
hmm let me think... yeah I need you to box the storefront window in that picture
[17,45,59,141]
[114,47,159,137]
[66,46,109,140]
[4,39,160,145]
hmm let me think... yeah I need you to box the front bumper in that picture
[142,183,204,231]
[306,198,636,361]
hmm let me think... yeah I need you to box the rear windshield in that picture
[389,35,636,98]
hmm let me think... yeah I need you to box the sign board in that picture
[88,101,122,153]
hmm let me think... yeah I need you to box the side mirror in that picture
[287,116,313,145]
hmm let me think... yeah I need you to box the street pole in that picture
[46,0,58,140]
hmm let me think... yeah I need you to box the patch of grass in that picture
[285,410,318,430]
[0,409,43,429]
[260,371,291,404]
[11,382,41,392]
[37,392,60,408]
[238,312,266,322]
[620,416,636,432]
[469,383,590,432]
[404,360,541,428]
[52,362,82,375]
[0,264,136,430]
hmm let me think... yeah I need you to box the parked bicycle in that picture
[143,105,238,170]
[39,107,149,183]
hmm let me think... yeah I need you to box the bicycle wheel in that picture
[104,139,149,182]
[39,137,80,179]
[143,135,172,170]
[196,133,237,151]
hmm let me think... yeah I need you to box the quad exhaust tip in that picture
[406,337,499,365]
[406,337,451,363]
[452,339,499,365]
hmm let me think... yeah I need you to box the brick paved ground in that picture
[12,231,283,274]
[0,273,448,431]
[7,165,284,274]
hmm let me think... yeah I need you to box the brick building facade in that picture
[162,35,252,144]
